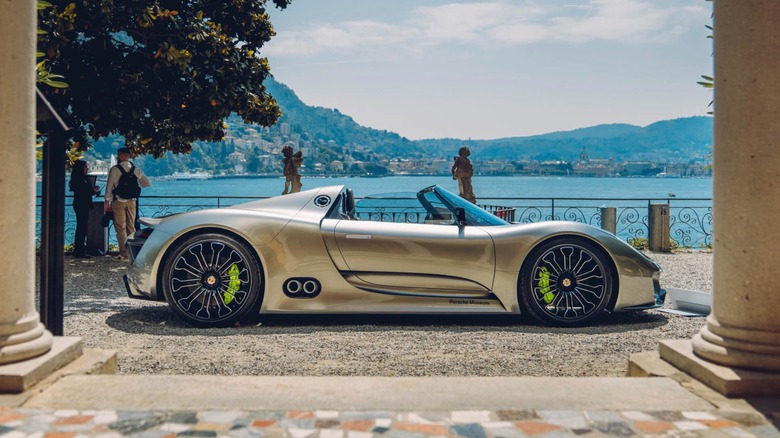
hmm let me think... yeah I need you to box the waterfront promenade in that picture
[2,376,777,437]
[4,251,777,436]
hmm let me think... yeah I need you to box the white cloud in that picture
[265,0,709,57]
[267,21,412,56]
[410,2,546,45]
[548,0,697,43]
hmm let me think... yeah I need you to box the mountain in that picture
[414,117,713,162]
[265,78,420,157]
[84,78,713,176]
[267,76,712,162]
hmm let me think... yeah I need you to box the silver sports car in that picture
[124,185,664,327]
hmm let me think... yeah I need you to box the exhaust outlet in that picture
[303,280,319,295]
[286,279,302,294]
[283,278,321,298]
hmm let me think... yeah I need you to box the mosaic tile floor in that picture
[1,408,778,437]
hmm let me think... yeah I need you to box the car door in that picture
[329,219,495,293]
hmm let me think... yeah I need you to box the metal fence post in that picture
[86,200,108,255]
[600,207,616,234]
[648,203,670,252]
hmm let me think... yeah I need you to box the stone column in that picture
[600,207,616,235]
[648,204,670,253]
[691,1,780,372]
[0,0,54,364]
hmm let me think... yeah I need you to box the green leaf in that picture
[43,80,69,88]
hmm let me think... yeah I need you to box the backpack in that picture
[113,163,141,200]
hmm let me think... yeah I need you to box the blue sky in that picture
[265,0,713,140]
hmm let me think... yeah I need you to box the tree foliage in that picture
[697,0,713,115]
[38,0,291,157]
[37,2,69,89]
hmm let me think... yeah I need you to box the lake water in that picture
[139,175,713,200]
[46,176,713,248]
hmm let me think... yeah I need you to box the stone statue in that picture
[282,145,304,195]
[291,151,303,193]
[451,146,476,203]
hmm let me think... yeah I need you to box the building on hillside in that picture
[572,162,613,177]
[477,160,512,174]
[228,151,246,174]
[387,158,410,174]
[514,160,540,174]
[622,161,658,176]
[431,159,450,174]
[411,159,427,172]
[538,160,571,175]
[350,161,365,172]
[570,146,615,176]
[579,145,589,162]
[258,154,274,171]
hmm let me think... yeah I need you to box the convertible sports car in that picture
[124,185,664,327]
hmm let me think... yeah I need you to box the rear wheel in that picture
[161,233,262,327]
[519,238,613,326]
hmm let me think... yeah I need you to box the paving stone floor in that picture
[0,408,778,437]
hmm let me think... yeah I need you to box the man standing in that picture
[104,147,151,260]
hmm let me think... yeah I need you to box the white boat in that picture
[172,171,211,180]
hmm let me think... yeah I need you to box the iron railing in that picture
[39,195,713,249]
[477,197,713,249]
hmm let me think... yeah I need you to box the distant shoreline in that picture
[184,173,713,181]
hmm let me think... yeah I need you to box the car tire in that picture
[161,232,263,327]
[518,237,614,326]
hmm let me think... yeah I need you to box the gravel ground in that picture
[48,251,712,377]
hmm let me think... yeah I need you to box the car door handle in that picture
[345,234,372,239]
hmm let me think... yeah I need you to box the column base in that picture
[659,339,780,397]
[0,336,82,393]
[692,316,780,372]
[0,322,53,365]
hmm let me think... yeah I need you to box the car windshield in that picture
[432,186,509,226]
[353,186,508,226]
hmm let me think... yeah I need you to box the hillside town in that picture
[81,114,712,179]
[193,122,713,178]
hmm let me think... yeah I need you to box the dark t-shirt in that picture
[70,176,95,210]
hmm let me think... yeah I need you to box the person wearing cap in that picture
[104,147,151,260]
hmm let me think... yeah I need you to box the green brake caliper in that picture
[538,266,555,304]
[224,263,241,305]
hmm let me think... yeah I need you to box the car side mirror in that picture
[455,207,467,226]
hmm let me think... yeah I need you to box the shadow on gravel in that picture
[64,299,142,314]
[104,305,670,336]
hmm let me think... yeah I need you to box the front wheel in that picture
[161,233,262,327]
[519,238,614,326]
